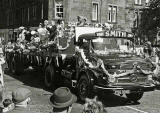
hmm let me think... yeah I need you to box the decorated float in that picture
[5,18,159,102]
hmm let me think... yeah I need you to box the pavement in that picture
[2,69,160,113]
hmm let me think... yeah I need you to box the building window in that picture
[7,12,9,26]
[33,5,37,19]
[92,2,98,21]
[108,5,117,23]
[112,6,117,22]
[22,8,25,23]
[135,0,141,5]
[55,0,63,19]
[28,7,30,22]
[146,0,150,6]
[41,2,44,19]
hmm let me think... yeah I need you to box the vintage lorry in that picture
[6,27,158,102]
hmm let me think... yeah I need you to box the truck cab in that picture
[44,27,157,102]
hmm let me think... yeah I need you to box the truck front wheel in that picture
[77,75,94,101]
[126,92,144,102]
[44,65,55,89]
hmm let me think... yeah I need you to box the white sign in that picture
[75,27,102,42]
[96,30,133,38]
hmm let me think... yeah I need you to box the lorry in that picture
[6,27,157,102]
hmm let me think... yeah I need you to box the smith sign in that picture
[96,30,133,38]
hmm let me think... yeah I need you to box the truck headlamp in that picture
[109,76,116,83]
[148,74,153,81]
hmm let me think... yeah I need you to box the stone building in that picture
[0,0,148,42]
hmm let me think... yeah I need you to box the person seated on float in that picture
[30,31,40,46]
[17,26,26,43]
[52,20,67,51]
[77,16,88,27]
[34,32,40,46]
[24,27,32,42]
[37,22,48,44]
[37,20,50,45]
[6,42,14,52]
[27,31,37,49]
[56,19,65,38]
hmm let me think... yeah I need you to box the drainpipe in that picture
[100,0,102,23]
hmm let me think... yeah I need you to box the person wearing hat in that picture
[0,88,31,112]
[12,87,31,107]
[50,87,77,113]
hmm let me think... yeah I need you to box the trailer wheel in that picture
[10,59,16,74]
[44,65,55,89]
[126,92,144,102]
[7,53,13,72]
[77,74,94,102]
[10,57,24,75]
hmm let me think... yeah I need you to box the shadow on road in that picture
[97,93,140,107]
[4,68,54,92]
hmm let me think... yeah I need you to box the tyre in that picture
[7,53,13,72]
[126,92,144,102]
[44,65,56,89]
[77,74,94,102]
[7,59,11,72]
[10,57,24,75]
[10,58,16,74]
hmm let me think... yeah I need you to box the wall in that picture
[0,0,147,34]
[65,0,146,32]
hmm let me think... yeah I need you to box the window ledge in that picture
[91,20,98,22]
[53,18,65,21]
[107,21,117,24]
[134,4,142,6]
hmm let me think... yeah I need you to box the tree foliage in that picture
[139,0,160,38]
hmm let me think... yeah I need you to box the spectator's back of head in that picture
[83,96,107,113]
[50,87,77,113]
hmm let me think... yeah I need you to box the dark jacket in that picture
[25,32,32,42]
[46,25,57,41]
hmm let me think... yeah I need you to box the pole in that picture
[100,0,102,23]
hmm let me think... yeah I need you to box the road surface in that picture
[2,69,160,113]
